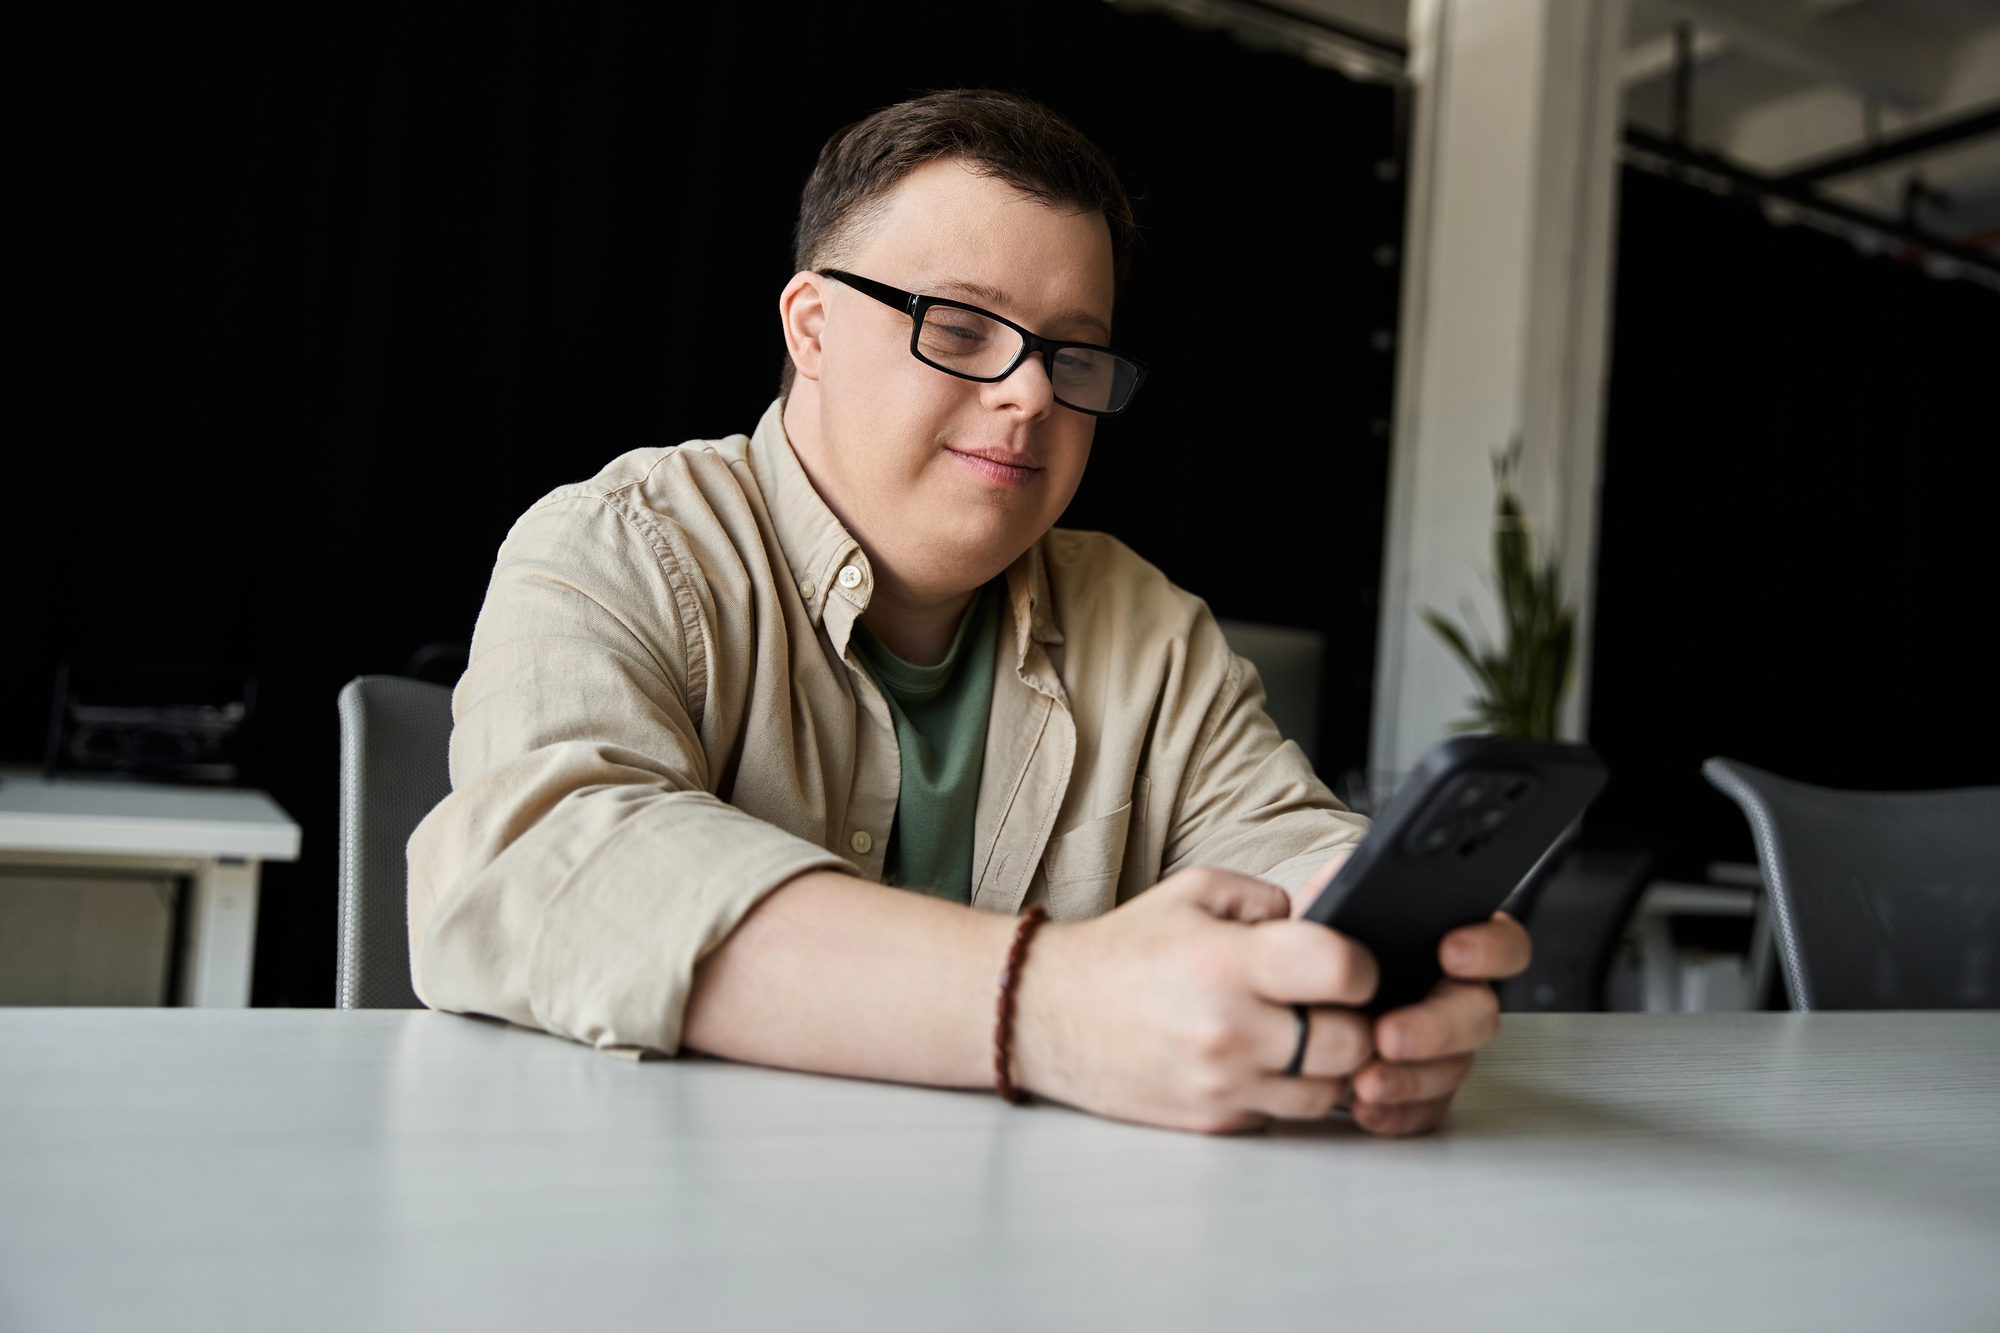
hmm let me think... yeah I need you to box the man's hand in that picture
[1350,917,1526,1134]
[1291,850,1532,1137]
[1010,866,1380,1134]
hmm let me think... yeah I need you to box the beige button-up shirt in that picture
[409,400,1367,1054]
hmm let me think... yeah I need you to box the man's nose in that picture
[981,350,1055,417]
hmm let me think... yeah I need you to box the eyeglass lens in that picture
[915,304,1140,414]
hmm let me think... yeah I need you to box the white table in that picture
[0,770,300,1006]
[3,1010,1996,1331]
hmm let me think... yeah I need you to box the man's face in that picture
[781,158,1115,603]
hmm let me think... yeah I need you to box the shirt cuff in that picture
[522,793,852,1054]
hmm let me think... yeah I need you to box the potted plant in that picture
[1422,439,1577,741]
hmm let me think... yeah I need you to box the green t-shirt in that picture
[850,580,1003,904]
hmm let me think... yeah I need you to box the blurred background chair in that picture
[1704,757,2000,1011]
[1499,848,1653,1013]
[336,676,453,1009]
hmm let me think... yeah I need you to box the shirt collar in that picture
[1004,542,1064,654]
[745,399,874,652]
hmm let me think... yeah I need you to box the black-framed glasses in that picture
[820,269,1148,416]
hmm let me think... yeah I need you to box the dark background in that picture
[7,3,1995,1005]
[7,2,1401,1006]
[1586,167,2000,877]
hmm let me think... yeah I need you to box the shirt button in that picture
[837,565,863,590]
[798,578,814,599]
[850,830,873,855]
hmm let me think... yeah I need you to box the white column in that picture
[1370,0,1629,787]
[178,858,262,1007]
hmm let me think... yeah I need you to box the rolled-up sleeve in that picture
[407,487,848,1054]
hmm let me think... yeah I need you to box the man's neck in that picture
[859,581,977,666]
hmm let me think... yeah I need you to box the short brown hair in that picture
[783,89,1136,394]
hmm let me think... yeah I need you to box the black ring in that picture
[1284,1004,1310,1077]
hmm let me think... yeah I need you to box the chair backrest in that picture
[1703,757,2000,1011]
[336,676,453,1009]
[1498,847,1652,1012]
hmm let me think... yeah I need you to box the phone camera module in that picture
[1403,770,1540,861]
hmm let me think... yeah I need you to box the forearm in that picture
[681,871,1015,1087]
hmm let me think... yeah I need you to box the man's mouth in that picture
[945,444,1042,490]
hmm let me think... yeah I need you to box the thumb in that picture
[1290,849,1354,920]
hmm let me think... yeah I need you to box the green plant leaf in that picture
[1420,436,1578,741]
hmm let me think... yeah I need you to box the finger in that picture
[1439,910,1532,980]
[1272,1004,1373,1079]
[1374,978,1501,1063]
[1351,1092,1456,1137]
[1242,1073,1350,1121]
[1242,921,1379,1007]
[1174,867,1294,925]
[1351,1053,1474,1107]
[1288,849,1353,919]
[1230,1000,1369,1081]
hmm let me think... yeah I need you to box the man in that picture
[409,90,1528,1135]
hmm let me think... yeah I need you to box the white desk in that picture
[2,1010,1996,1331]
[0,770,300,1006]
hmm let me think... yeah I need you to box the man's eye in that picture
[920,314,993,356]
[1052,351,1101,382]
[926,313,986,335]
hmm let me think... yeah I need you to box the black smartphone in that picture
[1303,736,1608,1013]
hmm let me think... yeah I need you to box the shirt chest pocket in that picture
[1040,801,1132,921]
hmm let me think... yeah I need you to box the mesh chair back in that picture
[337,676,453,1009]
[1704,757,2000,1011]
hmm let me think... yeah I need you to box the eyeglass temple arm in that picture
[817,270,917,316]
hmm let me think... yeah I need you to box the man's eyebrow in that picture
[928,280,1113,340]
[929,278,1010,306]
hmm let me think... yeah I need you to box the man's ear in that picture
[779,272,830,384]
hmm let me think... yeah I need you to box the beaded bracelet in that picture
[993,907,1049,1104]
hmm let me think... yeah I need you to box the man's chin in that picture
[899,507,1047,586]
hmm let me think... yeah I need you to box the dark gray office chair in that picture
[1498,848,1652,1012]
[1703,757,2000,1011]
[336,676,454,1009]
